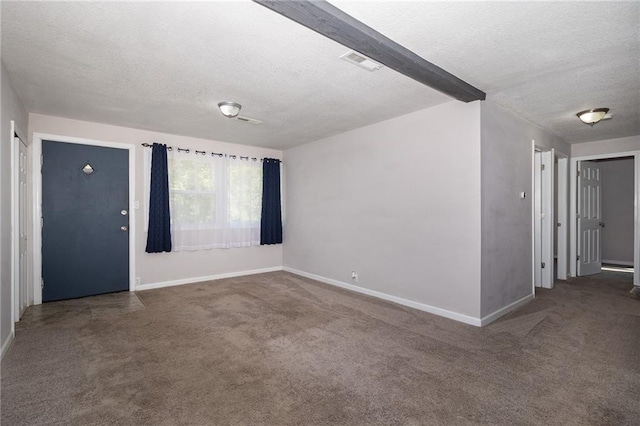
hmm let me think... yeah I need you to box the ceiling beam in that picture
[253,0,486,103]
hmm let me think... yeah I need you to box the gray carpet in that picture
[1,271,639,425]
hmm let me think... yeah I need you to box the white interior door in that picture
[18,137,29,318]
[534,152,542,287]
[541,150,554,288]
[578,160,603,276]
[534,149,554,288]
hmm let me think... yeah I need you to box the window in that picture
[145,149,262,250]
[169,154,217,228]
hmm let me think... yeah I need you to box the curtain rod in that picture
[141,143,281,163]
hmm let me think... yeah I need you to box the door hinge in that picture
[541,164,546,171]
[541,262,546,269]
[41,217,43,229]
[40,153,43,172]
[576,213,581,219]
[41,278,44,289]
[557,223,561,227]
[577,170,581,177]
[577,255,580,261]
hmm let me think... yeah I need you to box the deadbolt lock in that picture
[121,210,128,216]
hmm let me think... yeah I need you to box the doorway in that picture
[600,157,634,269]
[42,140,130,301]
[11,120,30,328]
[32,133,136,305]
[533,148,552,288]
[555,152,569,281]
[533,146,569,289]
[570,151,640,286]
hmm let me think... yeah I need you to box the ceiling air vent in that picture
[340,50,383,72]
[235,116,263,126]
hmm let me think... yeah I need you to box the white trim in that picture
[531,140,536,294]
[635,154,639,285]
[1,331,14,361]
[570,150,639,286]
[136,266,283,291]
[283,267,482,327]
[479,293,534,326]
[10,121,17,335]
[31,133,137,304]
[602,260,634,267]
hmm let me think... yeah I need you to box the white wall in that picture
[284,101,482,319]
[601,157,634,264]
[28,113,283,287]
[480,101,569,317]
[572,135,640,157]
[1,61,29,353]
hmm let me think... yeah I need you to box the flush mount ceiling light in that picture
[576,108,609,126]
[218,101,242,118]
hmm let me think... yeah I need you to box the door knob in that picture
[121,209,128,216]
[120,226,128,231]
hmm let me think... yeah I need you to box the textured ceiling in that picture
[1,1,638,149]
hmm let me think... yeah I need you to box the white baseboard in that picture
[136,266,283,291]
[479,293,534,327]
[602,259,634,267]
[136,265,533,328]
[283,267,482,327]
[1,331,14,361]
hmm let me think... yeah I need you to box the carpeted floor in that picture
[1,271,639,425]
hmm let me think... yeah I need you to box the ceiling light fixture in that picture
[576,108,609,126]
[218,101,242,118]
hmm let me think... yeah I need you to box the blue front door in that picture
[42,141,129,302]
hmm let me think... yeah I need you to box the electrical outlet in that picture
[351,271,358,282]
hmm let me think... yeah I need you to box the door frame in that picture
[533,148,542,289]
[556,153,569,281]
[10,120,29,336]
[532,141,569,291]
[32,133,136,304]
[541,148,555,288]
[570,150,640,286]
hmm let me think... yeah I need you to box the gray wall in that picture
[480,101,569,317]
[284,101,482,318]
[572,135,640,157]
[601,158,634,264]
[29,113,283,287]
[1,61,29,350]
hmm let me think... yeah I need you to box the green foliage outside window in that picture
[230,162,262,224]
[168,156,261,228]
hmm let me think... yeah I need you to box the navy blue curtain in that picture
[261,158,283,245]
[146,143,172,253]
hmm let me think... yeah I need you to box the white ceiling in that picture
[1,1,638,150]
